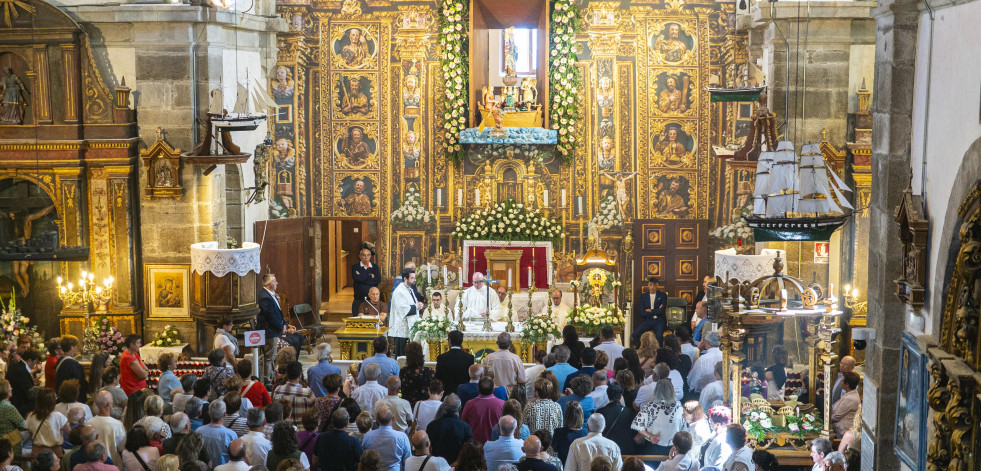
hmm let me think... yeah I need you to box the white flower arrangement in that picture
[568,303,625,335]
[549,0,583,161]
[439,0,469,161]
[520,315,561,344]
[591,195,623,230]
[0,292,42,349]
[150,325,183,347]
[711,199,755,245]
[410,314,454,341]
[451,200,564,244]
[391,186,434,228]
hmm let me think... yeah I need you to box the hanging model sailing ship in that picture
[183,75,275,174]
[747,141,854,241]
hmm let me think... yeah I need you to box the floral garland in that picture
[568,303,625,335]
[391,186,434,228]
[452,200,564,244]
[710,200,754,245]
[591,195,623,230]
[784,408,822,440]
[549,0,583,161]
[439,0,469,162]
[150,325,183,347]
[409,314,454,341]
[520,315,561,344]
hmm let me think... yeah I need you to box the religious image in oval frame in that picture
[334,74,376,118]
[653,71,695,115]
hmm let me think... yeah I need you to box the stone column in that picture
[863,0,919,467]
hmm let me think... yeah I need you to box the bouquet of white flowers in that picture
[591,195,623,230]
[568,303,625,335]
[452,200,564,244]
[520,315,560,344]
[410,314,454,341]
[391,186,434,228]
[711,200,755,245]
[0,292,43,349]
[150,325,183,347]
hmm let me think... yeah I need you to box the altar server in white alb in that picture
[459,272,503,321]
[390,267,424,357]
[542,288,571,330]
[427,290,449,318]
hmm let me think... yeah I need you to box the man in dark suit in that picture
[632,277,667,344]
[426,394,472,466]
[6,348,39,416]
[595,384,639,454]
[351,248,381,316]
[434,330,474,396]
[256,273,285,382]
[55,335,88,403]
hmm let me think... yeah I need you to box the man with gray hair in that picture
[215,439,249,471]
[307,343,341,397]
[86,390,126,466]
[162,412,210,463]
[483,415,524,471]
[373,376,414,432]
[362,405,412,471]
[240,408,272,466]
[484,332,527,389]
[352,362,388,415]
[74,441,113,471]
[546,345,577,396]
[198,399,237,468]
[425,394,472,465]
[688,331,722,393]
[565,414,622,471]
[459,272,502,321]
[586,371,611,409]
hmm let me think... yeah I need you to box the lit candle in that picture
[543,189,549,207]
[458,189,463,206]
[561,189,567,208]
[508,268,513,287]
[57,276,62,284]
[829,283,834,297]
[852,288,859,298]
[844,284,850,295]
[577,196,583,215]
[458,268,463,286]
[437,188,443,207]
[443,266,448,286]
[475,189,481,206]
[780,289,788,310]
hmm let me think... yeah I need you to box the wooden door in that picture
[255,218,322,319]
[631,219,710,321]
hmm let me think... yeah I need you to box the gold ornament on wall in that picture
[141,128,182,199]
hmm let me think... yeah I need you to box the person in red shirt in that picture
[43,337,62,389]
[119,335,148,394]
[460,377,505,444]
[236,359,271,408]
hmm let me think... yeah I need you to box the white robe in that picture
[426,304,449,319]
[458,285,502,321]
[539,303,571,330]
[389,282,419,338]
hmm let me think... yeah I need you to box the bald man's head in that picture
[387,375,401,395]
[410,431,431,455]
[79,425,97,444]
[376,405,393,426]
[94,391,113,415]
[840,356,856,373]
[228,439,246,461]
[523,436,542,457]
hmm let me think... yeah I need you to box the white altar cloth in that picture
[190,242,261,277]
[139,343,188,365]
[714,248,781,283]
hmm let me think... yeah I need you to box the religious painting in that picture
[650,22,695,64]
[273,138,296,170]
[335,174,377,217]
[334,124,378,169]
[895,332,927,470]
[271,66,295,101]
[332,74,376,118]
[145,263,190,320]
[331,25,377,70]
[398,234,424,269]
[0,178,59,298]
[652,174,692,218]
[653,71,694,115]
[598,136,615,171]
[651,122,696,167]
[403,131,421,181]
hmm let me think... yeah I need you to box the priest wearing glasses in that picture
[459,272,503,322]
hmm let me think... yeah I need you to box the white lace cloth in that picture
[714,248,781,283]
[190,242,262,277]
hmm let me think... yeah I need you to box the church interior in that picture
[0,0,976,468]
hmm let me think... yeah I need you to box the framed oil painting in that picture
[895,332,926,469]
[145,263,190,320]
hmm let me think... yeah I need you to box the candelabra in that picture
[842,285,867,317]
[57,271,115,355]
[505,290,515,333]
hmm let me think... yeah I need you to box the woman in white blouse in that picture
[25,389,69,458]
[631,379,683,454]
[680,401,713,461]
[120,425,160,471]
[53,380,93,422]
[214,317,238,368]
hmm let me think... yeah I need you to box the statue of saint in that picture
[503,27,518,77]
[403,131,420,179]
[342,180,372,215]
[598,136,615,170]
[272,67,294,99]
[6,205,54,296]
[0,68,29,125]
[659,75,688,113]
[481,86,497,111]
[340,77,371,114]
[504,86,516,109]
[341,28,371,68]
[654,126,689,165]
[342,128,371,166]
[403,75,420,116]
[654,24,689,62]
[154,162,174,187]
[520,77,537,106]
[655,178,690,217]
[491,103,506,131]
[273,138,295,169]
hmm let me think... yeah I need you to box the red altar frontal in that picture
[462,240,553,290]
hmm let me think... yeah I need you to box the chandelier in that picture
[57,271,114,354]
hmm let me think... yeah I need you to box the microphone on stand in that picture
[365,296,381,316]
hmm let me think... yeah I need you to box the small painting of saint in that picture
[272,66,294,101]
[403,73,420,117]
[652,124,696,167]
[153,161,174,188]
[273,138,296,169]
[336,75,373,116]
[402,236,422,268]
[655,72,692,114]
[334,27,376,69]
[336,126,375,168]
[337,176,375,216]
[652,23,694,63]
[403,131,421,180]
[598,136,615,170]
[653,175,692,218]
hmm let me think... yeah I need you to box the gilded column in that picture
[32,46,51,123]
[61,45,80,123]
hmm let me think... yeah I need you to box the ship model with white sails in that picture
[746,141,854,241]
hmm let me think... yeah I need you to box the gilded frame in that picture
[145,263,191,320]
[895,332,927,470]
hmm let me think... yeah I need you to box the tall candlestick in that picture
[459,268,463,287]
[543,189,549,207]
[458,189,463,206]
[561,189,567,208]
[427,265,432,284]
[475,189,481,206]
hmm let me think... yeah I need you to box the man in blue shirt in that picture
[547,345,578,394]
[362,405,411,471]
[316,409,362,471]
[692,301,709,342]
[557,375,594,420]
[307,343,341,397]
[357,336,400,386]
[185,397,205,431]
[197,400,238,468]
[484,416,524,470]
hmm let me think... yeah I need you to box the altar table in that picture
[139,343,188,365]
[416,321,555,362]
[442,288,573,321]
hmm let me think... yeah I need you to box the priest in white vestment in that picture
[390,268,424,356]
[427,290,449,318]
[540,288,571,330]
[458,272,503,321]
